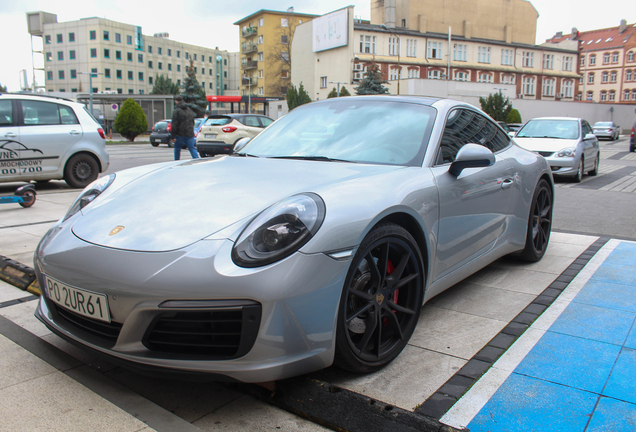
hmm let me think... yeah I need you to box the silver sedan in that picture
[34,96,553,382]
[593,121,620,141]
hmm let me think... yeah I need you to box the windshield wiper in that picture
[520,135,565,139]
[231,153,259,158]
[268,155,354,163]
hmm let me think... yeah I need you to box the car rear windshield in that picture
[154,121,169,130]
[594,122,612,127]
[239,99,436,167]
[204,116,232,126]
[516,119,579,140]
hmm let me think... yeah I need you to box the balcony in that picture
[241,43,257,54]
[242,27,257,38]
[241,61,258,70]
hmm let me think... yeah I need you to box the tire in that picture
[334,223,424,373]
[151,141,159,147]
[18,190,36,208]
[518,179,552,262]
[572,158,583,183]
[588,154,599,176]
[64,154,99,189]
[630,143,635,153]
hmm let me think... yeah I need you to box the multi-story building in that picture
[546,20,636,103]
[234,9,318,112]
[292,5,580,102]
[27,11,239,98]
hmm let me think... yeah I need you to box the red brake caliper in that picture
[383,260,398,326]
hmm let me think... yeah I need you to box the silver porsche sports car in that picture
[35,96,553,383]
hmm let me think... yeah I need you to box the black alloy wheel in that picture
[334,223,424,373]
[518,179,552,262]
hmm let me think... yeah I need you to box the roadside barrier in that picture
[0,256,40,296]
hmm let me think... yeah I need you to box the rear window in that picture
[22,100,79,126]
[154,121,169,129]
[205,116,231,126]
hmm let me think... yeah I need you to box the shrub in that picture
[114,99,148,142]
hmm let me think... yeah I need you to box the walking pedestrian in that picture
[170,96,200,160]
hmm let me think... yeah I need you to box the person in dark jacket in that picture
[170,96,200,160]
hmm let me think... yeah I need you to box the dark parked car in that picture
[630,121,635,152]
[150,120,173,148]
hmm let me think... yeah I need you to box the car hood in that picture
[514,137,578,152]
[72,156,404,252]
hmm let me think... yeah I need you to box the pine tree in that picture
[297,83,312,106]
[179,59,207,117]
[151,75,179,95]
[355,62,389,95]
[479,93,513,122]
[327,87,338,98]
[286,84,299,110]
[339,86,351,97]
[114,99,148,142]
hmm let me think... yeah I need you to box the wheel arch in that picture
[63,150,102,173]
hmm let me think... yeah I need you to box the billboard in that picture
[312,8,348,52]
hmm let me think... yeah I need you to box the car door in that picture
[18,100,84,178]
[430,108,515,283]
[243,115,266,138]
[0,98,24,182]
[581,120,598,167]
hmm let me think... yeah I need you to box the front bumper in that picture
[34,222,350,382]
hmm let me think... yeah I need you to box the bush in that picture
[506,109,522,124]
[114,99,148,142]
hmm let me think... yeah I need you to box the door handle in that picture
[69,130,81,135]
[4,132,17,138]
[501,178,514,190]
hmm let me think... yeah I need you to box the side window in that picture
[259,117,274,127]
[244,116,260,127]
[21,101,61,125]
[436,109,509,164]
[0,100,13,126]
[59,106,79,124]
[581,121,592,137]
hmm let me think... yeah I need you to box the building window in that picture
[562,80,573,98]
[139,89,144,94]
[127,52,132,61]
[501,49,513,65]
[70,69,76,79]
[428,70,441,79]
[201,68,205,75]
[588,72,594,84]
[158,62,162,70]
[127,35,132,44]
[563,56,573,71]
[624,90,631,100]
[194,67,197,73]
[177,50,181,58]
[46,52,52,61]
[70,32,76,42]
[58,70,64,79]
[389,37,399,56]
[389,67,400,80]
[589,54,596,65]
[138,72,144,81]
[138,53,143,62]
[128,89,134,94]
[45,35,51,44]
[128,71,133,80]
[543,54,554,69]
[57,34,63,43]
[632,90,636,101]
[407,68,419,78]
[522,76,535,95]
[258,69,264,78]
[586,91,593,100]
[610,71,617,82]
[104,49,110,58]
[542,78,554,96]
[46,71,53,80]
[359,35,377,54]
[258,87,264,95]
[103,31,109,40]
[168,63,172,71]
[501,74,514,84]
[427,41,442,59]
[157,47,162,55]
[603,52,610,64]
[602,71,609,83]
[406,39,416,57]
[148,45,152,54]
[627,70,633,81]
[282,70,289,79]
[177,79,181,86]
[281,18,288,27]
[522,51,534,68]
[193,53,197,60]
[149,76,153,85]
[580,55,585,66]
[477,47,491,64]
[320,76,327,88]
[115,33,121,43]
[628,51,635,62]
[116,70,122,79]
[177,64,180,72]
[478,73,492,83]
[612,52,619,63]
[454,71,468,81]
[91,48,97,58]
[185,52,189,59]
[116,50,121,60]
[261,52,267,61]
[105,68,111,78]
[57,51,64,60]
[609,90,616,101]
[258,35,263,44]
[90,30,96,40]
[600,90,607,101]
[168,49,171,56]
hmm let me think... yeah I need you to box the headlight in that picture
[557,148,576,158]
[63,174,116,222]
[232,193,326,268]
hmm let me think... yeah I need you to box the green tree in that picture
[297,83,312,106]
[339,86,351,97]
[150,75,179,95]
[179,59,207,117]
[286,84,298,110]
[506,108,522,124]
[355,62,389,95]
[0,83,7,92]
[114,99,148,142]
[327,87,338,98]
[479,93,513,122]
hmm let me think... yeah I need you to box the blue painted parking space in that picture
[452,240,636,431]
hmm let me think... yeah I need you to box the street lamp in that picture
[78,71,103,116]
[380,24,400,95]
[243,76,252,113]
[329,81,348,97]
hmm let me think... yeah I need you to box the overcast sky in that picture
[0,0,631,91]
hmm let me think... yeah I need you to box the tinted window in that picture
[21,101,62,125]
[0,100,13,126]
[243,116,261,127]
[59,106,79,124]
[436,109,509,164]
[582,121,592,136]
[260,117,274,127]
[205,117,231,126]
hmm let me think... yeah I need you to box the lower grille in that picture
[538,151,554,157]
[143,304,261,359]
[53,303,122,342]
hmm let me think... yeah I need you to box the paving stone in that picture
[456,359,491,380]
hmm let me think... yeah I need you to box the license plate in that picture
[43,275,111,323]
[204,134,217,139]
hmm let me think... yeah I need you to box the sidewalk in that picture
[441,239,636,431]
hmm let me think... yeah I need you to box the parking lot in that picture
[1,137,635,431]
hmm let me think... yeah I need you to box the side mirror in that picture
[584,133,596,141]
[449,144,495,177]
[233,137,251,153]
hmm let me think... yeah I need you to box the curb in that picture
[0,256,41,296]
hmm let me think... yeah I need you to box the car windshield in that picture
[205,117,231,126]
[594,122,612,127]
[154,121,168,129]
[516,119,579,140]
[239,100,436,166]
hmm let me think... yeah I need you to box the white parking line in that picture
[439,240,620,430]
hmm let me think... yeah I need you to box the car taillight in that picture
[632,127,635,139]
[97,128,106,139]
[222,126,237,133]
[194,131,199,138]
[167,123,171,132]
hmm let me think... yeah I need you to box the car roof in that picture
[310,95,442,107]
[0,92,75,104]
[528,117,582,121]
